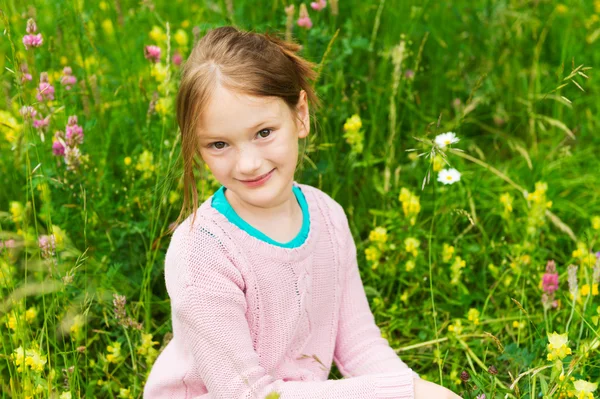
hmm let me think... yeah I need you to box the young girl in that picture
[144,26,461,399]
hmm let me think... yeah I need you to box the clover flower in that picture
[36,72,55,102]
[52,131,66,156]
[438,168,461,185]
[311,0,327,11]
[65,115,84,146]
[33,116,50,130]
[546,332,572,361]
[38,234,56,259]
[297,4,313,29]
[434,132,459,149]
[144,45,161,63]
[23,19,43,50]
[542,260,559,294]
[60,67,77,90]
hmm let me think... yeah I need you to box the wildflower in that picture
[13,346,47,372]
[542,260,559,294]
[404,69,415,80]
[20,106,37,119]
[113,293,142,329]
[442,243,455,263]
[149,25,166,43]
[547,332,572,361]
[144,45,161,63]
[460,370,470,382]
[448,319,463,334]
[398,188,421,226]
[297,4,313,29]
[572,380,597,399]
[36,72,55,102]
[20,64,33,83]
[6,312,17,330]
[64,146,82,171]
[432,154,444,172]
[404,237,420,257]
[38,234,56,259]
[168,191,180,205]
[124,156,132,166]
[343,114,364,154]
[119,388,133,399]
[434,132,459,149]
[172,51,183,66]
[101,19,114,36]
[467,308,480,325]
[25,307,37,323]
[568,264,578,300]
[60,67,77,90]
[10,201,25,224]
[476,395,486,399]
[580,284,599,297]
[106,341,123,363]
[150,62,168,82]
[500,192,514,216]
[450,256,466,285]
[65,115,84,146]
[23,19,43,49]
[60,392,72,399]
[137,333,159,364]
[365,246,380,266]
[369,227,388,245]
[555,4,568,14]
[438,168,461,185]
[52,132,66,156]
[592,216,600,230]
[174,29,189,47]
[405,259,415,272]
[70,314,85,341]
[155,97,173,117]
[33,116,50,130]
[513,320,525,329]
[136,150,156,179]
[310,0,326,11]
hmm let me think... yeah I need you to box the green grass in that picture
[1,0,600,397]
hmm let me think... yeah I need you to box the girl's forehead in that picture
[200,85,289,136]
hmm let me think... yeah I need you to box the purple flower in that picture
[144,45,161,63]
[23,19,43,50]
[52,140,66,156]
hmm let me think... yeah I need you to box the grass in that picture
[1,0,600,397]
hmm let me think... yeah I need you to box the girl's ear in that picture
[296,90,310,139]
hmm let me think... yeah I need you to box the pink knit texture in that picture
[144,183,418,398]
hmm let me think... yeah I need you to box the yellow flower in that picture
[101,19,114,36]
[450,256,466,285]
[369,227,388,244]
[6,313,17,330]
[10,201,24,224]
[13,347,47,373]
[124,156,132,166]
[592,216,600,230]
[442,243,455,263]
[343,114,362,131]
[151,62,168,82]
[0,110,22,143]
[400,291,409,303]
[580,284,599,297]
[500,192,513,213]
[155,97,173,117]
[106,341,123,364]
[448,319,463,335]
[556,4,568,14]
[595,0,600,13]
[405,259,415,272]
[174,29,189,47]
[60,392,72,399]
[119,388,132,399]
[365,246,380,263]
[512,320,525,329]
[399,188,421,226]
[70,314,85,341]
[467,308,480,325]
[99,1,108,10]
[432,154,444,172]
[149,25,166,43]
[137,333,159,364]
[135,150,156,179]
[181,20,190,28]
[25,307,37,323]
[404,237,420,257]
[572,380,597,399]
[168,191,181,205]
[547,332,572,361]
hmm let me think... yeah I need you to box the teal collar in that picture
[211,185,310,248]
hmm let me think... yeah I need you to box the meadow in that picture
[1,0,600,397]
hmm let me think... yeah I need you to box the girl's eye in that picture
[210,141,227,150]
[257,129,272,139]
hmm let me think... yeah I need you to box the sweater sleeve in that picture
[168,226,416,399]
[333,212,420,382]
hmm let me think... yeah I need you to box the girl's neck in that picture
[223,184,303,240]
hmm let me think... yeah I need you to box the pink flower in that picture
[33,116,50,130]
[26,18,38,34]
[20,64,32,83]
[405,69,415,80]
[172,51,183,66]
[52,140,66,156]
[38,234,56,259]
[36,73,55,102]
[61,66,77,90]
[144,45,161,63]
[20,106,37,119]
[65,115,84,146]
[297,4,313,29]
[64,146,82,171]
[0,239,16,249]
[23,34,43,49]
[542,260,559,294]
[310,0,326,11]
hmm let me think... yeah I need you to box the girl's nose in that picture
[236,147,262,176]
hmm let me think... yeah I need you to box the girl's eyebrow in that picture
[200,119,277,140]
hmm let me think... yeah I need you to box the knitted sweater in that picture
[144,182,418,399]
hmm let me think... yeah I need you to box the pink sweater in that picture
[144,183,418,398]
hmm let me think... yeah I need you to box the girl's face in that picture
[197,84,310,210]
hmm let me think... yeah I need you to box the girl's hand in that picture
[414,377,463,399]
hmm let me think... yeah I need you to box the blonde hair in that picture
[175,26,322,227]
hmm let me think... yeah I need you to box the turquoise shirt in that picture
[211,185,310,248]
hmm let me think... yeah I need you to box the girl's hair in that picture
[176,26,322,227]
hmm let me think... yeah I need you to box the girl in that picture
[144,26,461,399]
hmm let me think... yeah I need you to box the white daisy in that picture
[438,168,461,185]
[434,132,460,148]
